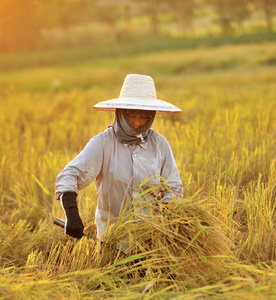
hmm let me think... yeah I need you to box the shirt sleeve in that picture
[55,133,104,200]
[160,138,183,202]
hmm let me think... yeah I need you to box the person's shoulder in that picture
[96,126,116,144]
[151,129,170,146]
[85,127,113,144]
[92,126,113,139]
[83,127,114,152]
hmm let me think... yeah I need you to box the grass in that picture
[0,38,276,298]
[0,31,276,71]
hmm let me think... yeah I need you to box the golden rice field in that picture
[1,41,276,299]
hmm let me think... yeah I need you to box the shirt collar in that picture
[124,142,148,149]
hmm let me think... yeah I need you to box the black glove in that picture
[61,192,84,239]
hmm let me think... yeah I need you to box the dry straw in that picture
[102,195,235,284]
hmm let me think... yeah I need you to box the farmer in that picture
[55,74,183,240]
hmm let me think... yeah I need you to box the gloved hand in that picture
[61,191,84,239]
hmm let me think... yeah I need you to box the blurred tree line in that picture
[0,0,275,52]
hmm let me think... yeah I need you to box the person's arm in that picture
[55,133,104,238]
[55,134,104,199]
[160,139,183,203]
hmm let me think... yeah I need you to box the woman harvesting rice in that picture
[55,74,183,240]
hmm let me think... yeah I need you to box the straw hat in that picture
[93,74,182,114]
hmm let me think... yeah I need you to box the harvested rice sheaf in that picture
[104,198,235,283]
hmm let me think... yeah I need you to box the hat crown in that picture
[119,74,157,100]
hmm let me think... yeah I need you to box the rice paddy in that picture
[0,40,276,299]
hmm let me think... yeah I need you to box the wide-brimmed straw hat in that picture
[93,74,182,114]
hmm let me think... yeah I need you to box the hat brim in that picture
[93,97,182,114]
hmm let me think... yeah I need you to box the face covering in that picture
[113,109,156,145]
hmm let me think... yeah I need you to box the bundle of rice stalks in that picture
[103,198,235,285]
